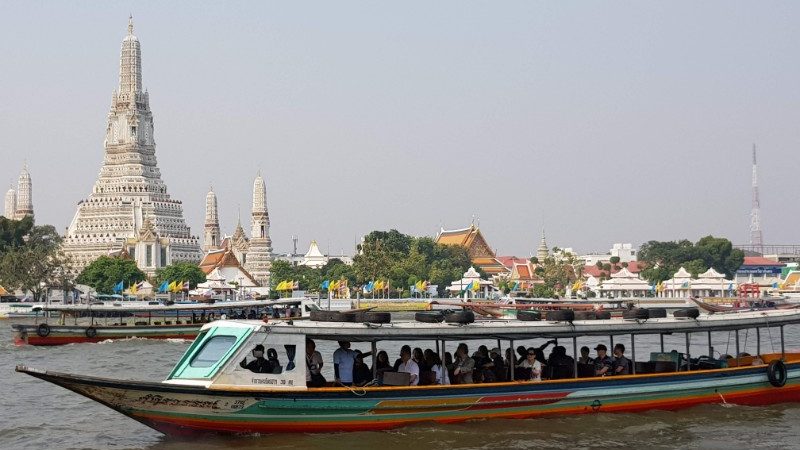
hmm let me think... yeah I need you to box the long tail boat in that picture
[16,308,800,435]
[11,299,317,346]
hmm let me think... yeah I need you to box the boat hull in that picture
[17,356,800,435]
[12,323,201,346]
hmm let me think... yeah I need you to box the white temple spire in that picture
[245,172,273,286]
[203,187,220,251]
[15,163,33,219]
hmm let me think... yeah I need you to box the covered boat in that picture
[11,298,318,346]
[16,308,800,435]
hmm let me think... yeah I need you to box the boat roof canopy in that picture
[40,299,307,313]
[214,309,800,342]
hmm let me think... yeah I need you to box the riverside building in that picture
[62,19,201,276]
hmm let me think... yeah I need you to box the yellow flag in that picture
[167,281,176,292]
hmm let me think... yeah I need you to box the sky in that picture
[1,1,798,257]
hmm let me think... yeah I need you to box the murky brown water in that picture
[3,319,800,450]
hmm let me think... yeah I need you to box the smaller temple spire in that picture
[536,228,549,261]
[128,15,134,35]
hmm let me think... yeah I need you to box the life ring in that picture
[36,323,51,338]
[85,327,97,339]
[767,360,787,388]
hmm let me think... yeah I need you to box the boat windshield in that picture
[190,335,238,368]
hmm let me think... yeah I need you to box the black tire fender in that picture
[444,310,475,324]
[415,311,444,323]
[647,308,667,318]
[516,310,542,321]
[354,312,391,323]
[574,311,597,320]
[36,323,51,338]
[767,360,787,388]
[85,327,97,338]
[674,308,701,319]
[595,311,612,320]
[622,308,650,320]
[546,309,575,322]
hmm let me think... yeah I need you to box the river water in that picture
[2,319,800,450]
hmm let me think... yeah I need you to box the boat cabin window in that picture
[190,335,238,368]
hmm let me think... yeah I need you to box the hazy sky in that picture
[1,2,798,257]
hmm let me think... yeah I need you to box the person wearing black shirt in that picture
[240,344,273,373]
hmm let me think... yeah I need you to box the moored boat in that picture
[11,298,318,346]
[16,308,800,435]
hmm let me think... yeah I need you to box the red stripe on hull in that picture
[131,384,800,435]
[16,334,198,346]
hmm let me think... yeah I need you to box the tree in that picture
[76,256,145,294]
[638,236,744,283]
[609,256,620,265]
[156,262,207,289]
[0,221,73,301]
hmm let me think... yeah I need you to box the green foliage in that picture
[156,262,207,289]
[531,284,555,298]
[0,219,72,301]
[609,256,620,264]
[638,236,744,283]
[352,230,472,296]
[76,256,145,294]
[528,251,583,297]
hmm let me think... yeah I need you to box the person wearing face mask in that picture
[240,344,273,373]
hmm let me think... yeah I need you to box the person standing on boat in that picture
[240,344,273,373]
[612,343,630,375]
[397,345,420,385]
[306,339,326,387]
[429,352,450,385]
[334,341,358,386]
[594,344,613,376]
[578,346,594,364]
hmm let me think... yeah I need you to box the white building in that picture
[61,19,201,275]
[582,243,637,266]
[2,164,33,221]
[598,267,651,298]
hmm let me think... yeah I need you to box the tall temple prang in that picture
[15,164,33,219]
[244,172,273,286]
[4,186,16,219]
[62,18,201,275]
[203,186,221,252]
[2,163,34,221]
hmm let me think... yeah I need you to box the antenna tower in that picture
[750,144,764,254]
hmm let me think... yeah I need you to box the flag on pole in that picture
[320,280,330,290]
[293,280,300,290]
[471,280,480,292]
[183,281,190,291]
[159,281,169,293]
[113,281,124,293]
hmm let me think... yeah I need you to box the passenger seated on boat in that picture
[413,347,429,371]
[240,344,273,373]
[353,350,373,386]
[267,348,282,374]
[453,343,475,384]
[578,346,594,365]
[519,349,543,381]
[305,339,326,387]
[548,346,575,379]
[397,345,420,385]
[485,347,506,382]
[429,352,450,385]
[515,345,528,365]
[594,344,613,376]
[445,352,455,383]
[247,309,257,320]
[373,350,393,382]
[612,344,630,375]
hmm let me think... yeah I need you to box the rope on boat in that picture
[337,380,372,396]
